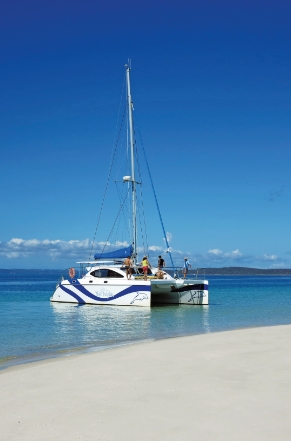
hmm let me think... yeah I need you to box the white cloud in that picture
[149,245,163,251]
[5,252,23,259]
[182,248,288,269]
[263,254,278,261]
[224,249,243,258]
[0,238,129,261]
[0,238,289,270]
[207,248,243,260]
[115,241,129,247]
[208,248,223,255]
[270,263,286,268]
[9,238,25,245]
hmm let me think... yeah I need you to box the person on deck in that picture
[157,255,165,269]
[141,256,151,281]
[183,257,191,279]
[156,269,165,279]
[123,256,132,280]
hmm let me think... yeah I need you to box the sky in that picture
[0,0,290,269]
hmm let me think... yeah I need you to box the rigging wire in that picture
[136,192,148,259]
[136,124,176,274]
[111,204,123,245]
[115,181,131,239]
[114,120,129,181]
[134,141,149,258]
[89,72,174,271]
[88,82,126,260]
[99,187,130,256]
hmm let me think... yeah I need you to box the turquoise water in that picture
[1,272,291,369]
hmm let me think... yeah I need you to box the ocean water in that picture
[1,272,291,370]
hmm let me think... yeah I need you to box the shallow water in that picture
[0,272,291,369]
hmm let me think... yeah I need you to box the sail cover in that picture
[94,244,133,260]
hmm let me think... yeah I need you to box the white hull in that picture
[51,279,151,307]
[50,276,208,307]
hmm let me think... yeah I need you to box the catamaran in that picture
[50,64,209,307]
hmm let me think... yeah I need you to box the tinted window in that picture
[107,270,124,278]
[90,269,108,278]
[90,269,124,278]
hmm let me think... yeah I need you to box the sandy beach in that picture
[1,325,291,441]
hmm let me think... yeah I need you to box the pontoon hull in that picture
[50,279,151,307]
[151,279,208,305]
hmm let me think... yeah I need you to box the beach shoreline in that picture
[0,337,155,373]
[1,324,291,440]
[0,321,285,373]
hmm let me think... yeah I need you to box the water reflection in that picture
[50,301,212,352]
[50,302,153,348]
[202,306,210,333]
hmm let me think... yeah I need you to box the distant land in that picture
[188,267,291,276]
[0,267,291,276]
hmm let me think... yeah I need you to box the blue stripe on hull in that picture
[60,281,150,303]
[59,284,86,303]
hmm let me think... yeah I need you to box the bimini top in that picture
[94,244,133,260]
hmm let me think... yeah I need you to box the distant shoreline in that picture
[0,267,290,276]
[189,267,291,276]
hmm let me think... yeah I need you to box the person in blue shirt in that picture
[183,257,191,279]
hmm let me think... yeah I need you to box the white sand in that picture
[1,325,291,441]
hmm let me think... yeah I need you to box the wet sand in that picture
[1,325,291,440]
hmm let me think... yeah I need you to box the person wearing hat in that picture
[141,256,151,280]
[183,257,191,279]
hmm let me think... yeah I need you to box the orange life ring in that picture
[69,267,75,278]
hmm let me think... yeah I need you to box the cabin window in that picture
[90,269,108,278]
[107,270,124,278]
[90,269,124,278]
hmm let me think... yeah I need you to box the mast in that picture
[125,63,137,265]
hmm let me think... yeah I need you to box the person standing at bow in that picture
[183,257,191,279]
[141,256,151,281]
[123,256,133,280]
[157,255,165,269]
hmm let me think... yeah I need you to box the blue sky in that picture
[0,0,290,269]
